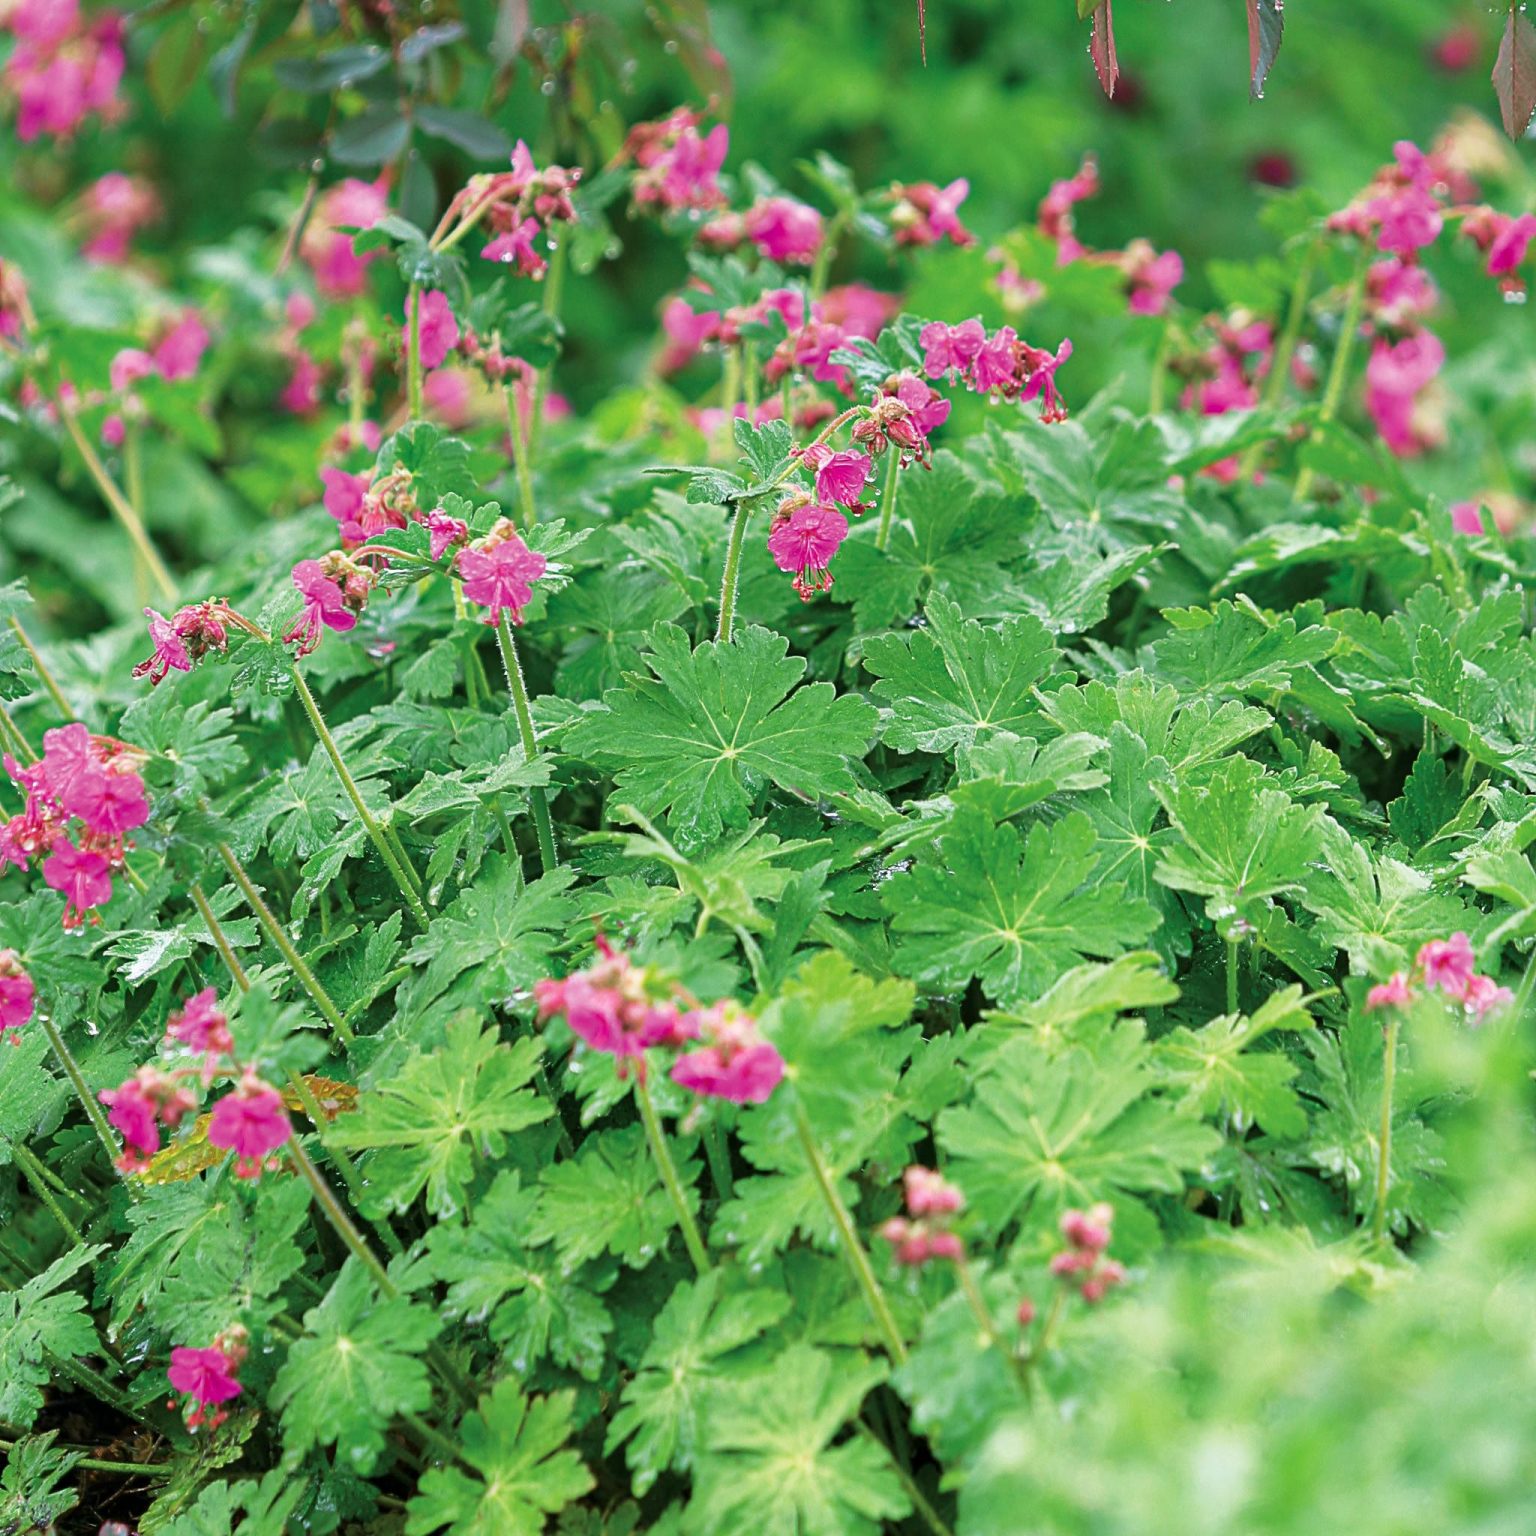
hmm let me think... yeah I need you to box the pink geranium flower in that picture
[1124,243,1184,316]
[767,501,848,602]
[279,350,323,416]
[744,197,824,264]
[1417,933,1475,995]
[406,290,459,371]
[165,987,233,1077]
[1450,501,1486,536]
[814,450,873,510]
[1365,183,1443,256]
[167,1340,243,1430]
[426,510,470,561]
[0,951,35,1038]
[1365,331,1445,457]
[133,608,191,685]
[319,466,371,532]
[42,838,112,928]
[99,1072,161,1168]
[670,1000,783,1104]
[301,176,389,298]
[62,765,147,837]
[109,347,155,392]
[457,527,547,625]
[208,1072,290,1178]
[481,217,546,278]
[1487,212,1536,277]
[152,312,210,380]
[283,559,357,656]
[1365,971,1414,1011]
[920,318,986,379]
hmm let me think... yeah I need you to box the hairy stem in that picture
[38,1015,131,1189]
[634,1072,711,1275]
[874,449,902,553]
[217,841,353,1045]
[12,1142,84,1244]
[1293,242,1370,504]
[290,668,430,927]
[189,881,250,992]
[9,618,71,718]
[716,499,752,644]
[494,615,558,876]
[406,284,424,420]
[794,1103,908,1364]
[1373,1013,1401,1246]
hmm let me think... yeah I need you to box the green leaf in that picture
[405,1380,593,1536]
[607,1271,790,1494]
[1247,0,1284,97]
[566,623,877,844]
[0,1247,107,1428]
[273,45,389,92]
[271,1261,441,1473]
[416,105,512,160]
[939,1028,1220,1228]
[530,1124,699,1268]
[333,1018,550,1218]
[861,592,1058,753]
[0,1432,81,1535]
[884,808,1160,1007]
[687,1345,908,1536]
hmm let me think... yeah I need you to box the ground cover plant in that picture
[4,3,1536,1534]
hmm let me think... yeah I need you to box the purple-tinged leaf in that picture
[1493,5,1536,140]
[1247,0,1284,99]
[1091,1,1118,100]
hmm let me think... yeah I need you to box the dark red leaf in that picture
[1493,5,1536,140]
[1091,1,1118,100]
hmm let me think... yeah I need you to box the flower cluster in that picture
[623,107,730,214]
[536,938,784,1103]
[167,1326,248,1431]
[133,601,230,685]
[1,723,148,927]
[456,519,546,626]
[880,1165,965,1266]
[921,319,1073,421]
[1365,932,1511,1023]
[101,987,291,1176]
[434,140,578,280]
[2,0,125,141]
[699,195,825,266]
[0,950,35,1041]
[1046,1202,1126,1304]
[885,178,973,249]
[318,461,419,547]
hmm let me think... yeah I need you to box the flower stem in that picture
[634,1072,711,1275]
[290,668,430,928]
[1292,242,1370,504]
[857,1419,956,1536]
[217,841,354,1045]
[1226,938,1240,1014]
[56,400,176,603]
[874,449,902,553]
[9,618,71,718]
[1372,1013,1401,1246]
[189,881,250,992]
[794,1103,908,1364]
[494,615,558,876]
[0,1436,172,1478]
[716,499,752,645]
[1237,231,1322,480]
[37,1014,131,1187]
[406,284,424,421]
[502,380,539,531]
[49,1350,149,1425]
[286,1135,475,1406]
[12,1142,85,1244]
[956,1256,1032,1396]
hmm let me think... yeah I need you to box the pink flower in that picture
[426,510,470,561]
[99,1073,160,1167]
[208,1072,291,1178]
[165,987,233,1071]
[1450,501,1487,536]
[1018,338,1073,423]
[1038,156,1099,262]
[62,766,147,837]
[301,177,389,298]
[152,312,210,381]
[814,450,872,510]
[971,326,1019,394]
[1487,213,1536,278]
[1125,244,1184,316]
[630,112,730,212]
[1060,1203,1114,1252]
[0,951,35,1038]
[890,178,973,248]
[319,466,371,532]
[282,559,356,656]
[456,529,546,626]
[406,290,459,371]
[1365,184,1443,256]
[1417,933,1475,995]
[423,367,475,429]
[1462,973,1513,1023]
[903,1165,964,1217]
[43,838,111,928]
[167,1343,242,1429]
[279,350,323,416]
[481,217,546,278]
[109,347,155,392]
[133,608,191,685]
[920,318,986,379]
[1365,971,1414,1011]
[658,295,721,372]
[767,501,848,601]
[744,197,824,265]
[817,284,898,339]
[1368,258,1437,325]
[1365,331,1445,458]
[670,1000,783,1104]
